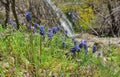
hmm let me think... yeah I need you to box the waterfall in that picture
[45,0,74,37]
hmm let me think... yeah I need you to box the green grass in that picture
[0,25,120,77]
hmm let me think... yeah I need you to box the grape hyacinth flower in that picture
[40,26,44,35]
[57,25,60,31]
[93,44,97,53]
[13,22,16,27]
[48,31,53,40]
[73,38,77,45]
[79,40,86,48]
[26,12,31,22]
[79,40,88,54]
[34,23,39,29]
[52,26,58,34]
[83,40,88,53]
[97,51,102,57]
[9,19,13,25]
[71,47,76,56]
[71,45,80,56]
[64,30,68,35]
[27,25,31,29]
[79,41,83,48]
[74,45,80,52]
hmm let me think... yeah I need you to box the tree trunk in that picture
[11,0,19,29]
[107,0,119,36]
[4,0,10,28]
[0,0,10,28]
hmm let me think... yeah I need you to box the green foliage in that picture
[0,25,120,76]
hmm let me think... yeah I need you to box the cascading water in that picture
[45,0,74,37]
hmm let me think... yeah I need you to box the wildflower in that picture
[9,19,13,25]
[79,40,87,48]
[93,44,97,53]
[71,47,76,56]
[73,38,77,45]
[40,25,44,35]
[13,22,16,27]
[26,12,31,22]
[83,40,88,53]
[97,51,102,57]
[27,25,31,29]
[71,45,80,55]
[79,41,83,48]
[48,31,53,39]
[79,40,88,53]
[57,25,60,31]
[62,41,66,48]
[34,23,39,29]
[52,26,57,34]
[64,30,68,35]
[74,45,80,52]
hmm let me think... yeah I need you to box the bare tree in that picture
[0,0,10,28]
[0,0,19,29]
[91,0,120,37]
[11,0,19,29]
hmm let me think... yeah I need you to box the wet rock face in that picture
[29,0,58,25]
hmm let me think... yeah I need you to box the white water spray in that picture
[45,0,74,37]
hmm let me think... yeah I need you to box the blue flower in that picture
[74,45,80,52]
[93,44,97,53]
[83,40,88,53]
[48,31,53,39]
[79,41,83,48]
[27,25,31,29]
[9,19,13,25]
[71,47,76,55]
[71,45,80,55]
[62,41,66,48]
[57,25,60,31]
[64,30,68,35]
[52,26,57,34]
[40,25,44,35]
[73,38,77,45]
[97,51,102,57]
[13,22,16,27]
[26,12,31,22]
[79,40,88,53]
[84,44,88,54]
[34,23,39,28]
[79,40,86,48]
